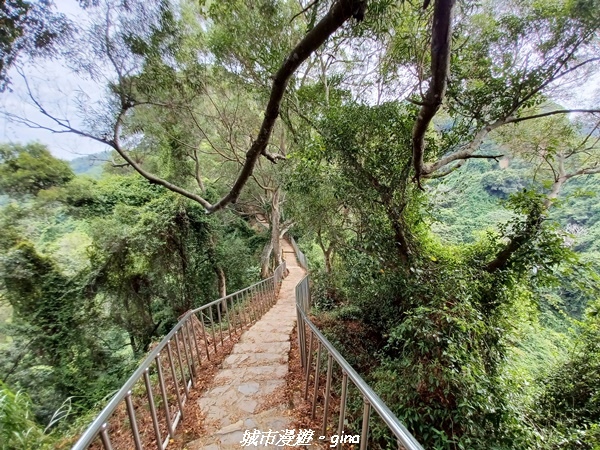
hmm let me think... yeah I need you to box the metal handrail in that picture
[289,236,308,270]
[73,262,286,450]
[291,241,423,450]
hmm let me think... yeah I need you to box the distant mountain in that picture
[69,150,111,177]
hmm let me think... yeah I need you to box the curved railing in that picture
[289,236,308,270]
[291,240,423,450]
[73,262,286,450]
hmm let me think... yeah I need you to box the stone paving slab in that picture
[231,342,290,354]
[188,240,305,450]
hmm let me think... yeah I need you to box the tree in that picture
[535,299,600,449]
[0,0,70,91]
[0,239,117,420]
[494,113,600,206]
[2,1,600,445]
[0,143,74,198]
[2,0,368,213]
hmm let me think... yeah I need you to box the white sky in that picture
[0,0,110,160]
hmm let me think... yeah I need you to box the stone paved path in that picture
[188,240,305,450]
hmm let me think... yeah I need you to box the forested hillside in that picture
[68,151,111,178]
[1,0,599,449]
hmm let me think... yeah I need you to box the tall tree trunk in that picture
[271,187,282,267]
[324,247,333,273]
[260,240,274,278]
[316,227,334,274]
[215,266,227,298]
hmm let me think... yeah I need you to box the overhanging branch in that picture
[423,109,600,178]
[8,0,365,214]
[412,0,455,188]
[505,109,600,125]
[207,0,366,213]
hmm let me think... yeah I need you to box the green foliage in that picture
[207,0,301,86]
[83,177,258,354]
[428,158,515,243]
[0,239,122,421]
[304,115,595,447]
[0,381,52,450]
[447,0,599,125]
[0,147,263,433]
[0,0,70,91]
[0,143,74,199]
[534,300,600,449]
[481,169,529,199]
[1,0,599,446]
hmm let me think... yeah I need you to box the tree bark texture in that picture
[412,0,455,186]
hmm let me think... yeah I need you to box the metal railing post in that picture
[296,307,305,368]
[199,314,210,360]
[166,341,185,420]
[99,424,113,450]
[189,318,202,368]
[337,372,348,450]
[360,398,371,450]
[224,298,232,339]
[208,308,218,354]
[304,332,314,400]
[322,353,334,435]
[179,327,195,387]
[125,391,143,450]
[216,303,224,345]
[312,341,322,419]
[173,331,189,395]
[156,354,174,437]
[143,368,163,450]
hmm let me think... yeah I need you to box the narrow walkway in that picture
[189,240,305,449]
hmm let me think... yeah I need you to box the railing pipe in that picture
[311,341,322,419]
[322,353,334,435]
[337,372,348,450]
[360,399,371,450]
[73,264,284,450]
[297,307,424,450]
[99,425,113,450]
[166,340,185,418]
[174,332,189,395]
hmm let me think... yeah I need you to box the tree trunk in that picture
[271,188,282,268]
[316,228,334,274]
[215,266,227,298]
[485,208,544,273]
[260,240,274,278]
[324,247,333,273]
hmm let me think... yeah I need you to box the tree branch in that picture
[291,0,319,23]
[423,118,508,176]
[8,0,364,214]
[207,0,366,213]
[423,110,600,178]
[110,109,214,209]
[505,109,600,125]
[412,0,456,188]
[485,210,545,273]
[566,164,600,179]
